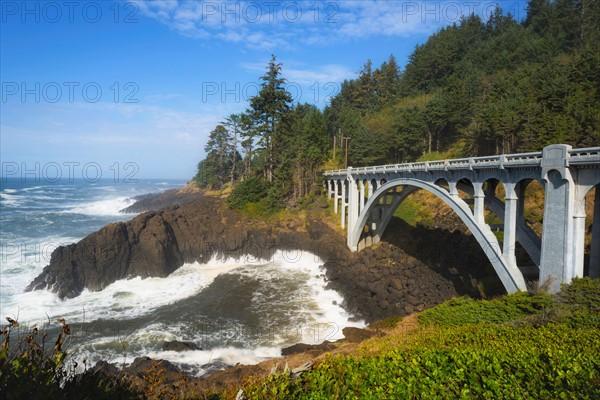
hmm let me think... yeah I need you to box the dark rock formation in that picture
[28,196,333,299]
[162,340,202,352]
[121,187,204,214]
[281,341,335,356]
[340,327,381,343]
[324,241,459,321]
[125,357,184,383]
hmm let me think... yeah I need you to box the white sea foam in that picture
[20,186,45,191]
[0,237,78,320]
[2,255,245,323]
[64,197,136,216]
[148,347,283,376]
[0,193,21,206]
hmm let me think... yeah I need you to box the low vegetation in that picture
[239,278,600,399]
[0,318,134,399]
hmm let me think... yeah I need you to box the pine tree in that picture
[248,55,292,182]
[223,113,242,185]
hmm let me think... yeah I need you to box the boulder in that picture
[342,327,381,343]
[281,341,334,356]
[162,341,201,352]
[124,357,182,382]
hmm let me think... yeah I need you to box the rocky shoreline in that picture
[82,321,406,398]
[119,185,205,214]
[25,186,503,395]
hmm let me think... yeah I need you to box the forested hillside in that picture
[193,0,599,210]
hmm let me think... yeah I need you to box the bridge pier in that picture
[340,180,347,229]
[540,145,576,292]
[590,186,600,278]
[347,172,359,244]
[333,180,340,214]
[503,183,518,268]
[359,180,365,213]
[448,181,459,199]
[573,199,586,280]
[473,182,485,224]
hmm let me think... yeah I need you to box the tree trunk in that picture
[427,131,432,153]
[230,130,237,186]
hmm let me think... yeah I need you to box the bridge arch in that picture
[350,178,527,293]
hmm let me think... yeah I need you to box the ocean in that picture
[0,178,363,376]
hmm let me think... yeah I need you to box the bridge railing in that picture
[569,147,600,164]
[323,146,600,177]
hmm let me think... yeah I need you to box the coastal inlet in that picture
[0,178,362,376]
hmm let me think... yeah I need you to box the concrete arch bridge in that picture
[324,144,600,293]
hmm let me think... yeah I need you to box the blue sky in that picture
[1,1,527,179]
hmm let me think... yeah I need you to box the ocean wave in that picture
[147,346,283,377]
[20,186,45,192]
[0,193,21,206]
[62,197,136,216]
[3,255,245,323]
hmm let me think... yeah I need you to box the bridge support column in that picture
[516,182,526,223]
[448,181,459,199]
[341,180,347,229]
[359,180,365,213]
[368,180,374,199]
[540,144,575,292]
[503,183,518,267]
[347,173,359,249]
[334,180,340,214]
[473,182,485,224]
[589,186,600,278]
[572,198,586,279]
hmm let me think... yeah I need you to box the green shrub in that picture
[560,277,600,311]
[0,318,70,399]
[243,325,600,399]
[418,291,554,326]
[227,177,270,210]
[555,277,600,328]
[0,318,136,400]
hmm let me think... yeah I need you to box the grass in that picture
[393,195,431,228]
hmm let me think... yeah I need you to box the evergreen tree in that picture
[374,54,402,108]
[223,113,242,185]
[193,124,238,189]
[248,55,292,182]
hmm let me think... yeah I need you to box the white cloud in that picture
[136,0,456,49]
[135,1,527,50]
[285,64,355,85]
[241,60,354,85]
